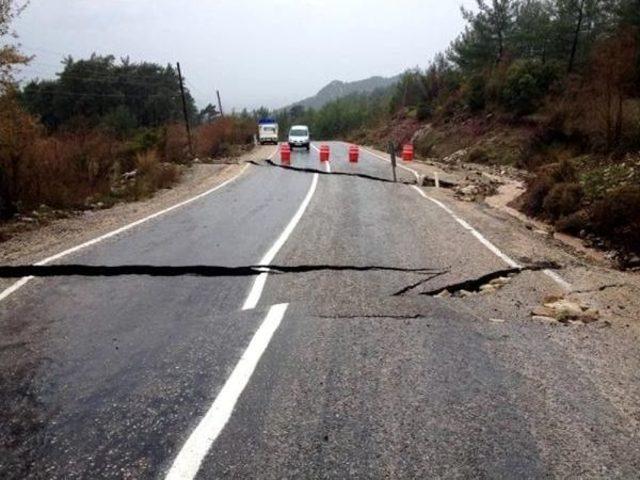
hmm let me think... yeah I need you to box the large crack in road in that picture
[0,262,565,303]
[420,261,562,296]
[248,159,419,185]
[0,264,445,278]
[248,158,459,188]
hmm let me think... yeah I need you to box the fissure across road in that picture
[248,159,418,185]
[0,264,446,278]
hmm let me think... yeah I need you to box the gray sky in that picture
[14,0,476,110]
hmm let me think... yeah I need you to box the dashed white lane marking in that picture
[355,143,571,291]
[0,155,270,303]
[165,303,289,480]
[241,172,319,310]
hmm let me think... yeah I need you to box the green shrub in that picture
[101,106,138,138]
[465,74,486,112]
[467,147,489,163]
[130,129,161,153]
[501,60,559,116]
[416,102,433,121]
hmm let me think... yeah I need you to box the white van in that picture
[258,119,279,145]
[288,125,310,151]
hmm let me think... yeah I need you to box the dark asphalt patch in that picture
[248,159,418,185]
[0,264,445,278]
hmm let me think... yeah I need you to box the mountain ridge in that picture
[286,74,400,110]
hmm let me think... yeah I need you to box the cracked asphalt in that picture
[1,142,639,479]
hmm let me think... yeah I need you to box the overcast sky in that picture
[13,0,476,110]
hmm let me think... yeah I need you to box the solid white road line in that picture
[354,143,571,290]
[0,149,278,304]
[241,173,319,311]
[410,186,572,290]
[165,303,289,480]
[411,187,521,268]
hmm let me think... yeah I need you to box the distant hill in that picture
[287,75,400,110]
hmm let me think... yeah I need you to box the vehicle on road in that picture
[288,125,310,151]
[258,118,279,145]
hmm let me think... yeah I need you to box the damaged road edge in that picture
[421,262,562,297]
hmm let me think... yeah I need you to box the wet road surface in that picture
[1,143,639,478]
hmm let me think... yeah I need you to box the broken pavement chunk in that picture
[532,297,600,324]
[544,299,584,318]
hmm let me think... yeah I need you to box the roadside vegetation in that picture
[264,0,640,263]
[0,0,254,236]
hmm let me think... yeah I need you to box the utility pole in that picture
[176,62,194,159]
[216,90,224,117]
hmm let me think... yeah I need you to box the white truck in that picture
[258,118,279,145]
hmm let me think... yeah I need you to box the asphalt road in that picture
[1,142,638,479]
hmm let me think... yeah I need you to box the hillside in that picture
[288,75,400,110]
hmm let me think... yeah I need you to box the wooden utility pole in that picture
[216,90,224,117]
[176,62,194,159]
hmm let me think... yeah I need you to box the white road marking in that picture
[0,151,275,303]
[410,186,572,290]
[241,173,319,310]
[165,303,289,480]
[411,187,521,268]
[354,143,571,290]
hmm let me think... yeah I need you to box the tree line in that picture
[393,0,639,143]
[0,1,249,219]
[270,0,638,151]
[20,55,202,136]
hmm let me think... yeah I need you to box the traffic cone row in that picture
[280,143,414,166]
